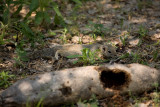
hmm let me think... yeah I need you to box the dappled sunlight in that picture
[37,73,52,84]
[19,5,36,18]
[130,17,147,24]
[18,81,33,94]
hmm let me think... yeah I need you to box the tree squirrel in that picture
[28,43,116,60]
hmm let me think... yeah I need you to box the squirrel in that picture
[27,43,116,60]
[55,43,116,60]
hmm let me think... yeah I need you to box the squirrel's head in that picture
[100,45,117,58]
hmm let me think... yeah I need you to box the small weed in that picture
[36,98,44,107]
[72,0,82,12]
[87,21,108,37]
[92,34,97,41]
[153,83,159,92]
[68,26,79,35]
[33,0,51,26]
[67,48,101,65]
[131,52,141,63]
[77,48,101,65]
[152,50,159,61]
[153,40,160,46]
[120,18,124,29]
[14,49,29,67]
[15,42,29,62]
[0,21,8,44]
[119,31,130,46]
[152,83,160,106]
[138,25,148,38]
[137,25,148,46]
[53,2,65,27]
[60,28,68,44]
[26,97,44,107]
[78,38,82,44]
[119,53,130,59]
[137,0,153,10]
[62,94,98,107]
[128,91,141,107]
[120,33,129,46]
[14,42,29,67]
[0,71,15,88]
[14,57,24,67]
[130,52,148,64]
[77,94,98,107]
[119,52,147,64]
[48,30,56,36]
[0,0,66,51]
[137,0,144,10]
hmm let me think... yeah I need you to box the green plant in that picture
[68,25,79,35]
[60,28,68,44]
[119,53,130,59]
[0,71,15,88]
[48,30,56,36]
[0,0,65,46]
[1,0,11,24]
[120,18,124,29]
[0,0,46,46]
[13,41,29,67]
[137,0,144,10]
[0,0,13,44]
[78,35,82,44]
[153,83,159,92]
[119,52,147,64]
[152,50,159,61]
[128,91,141,107]
[36,98,44,107]
[131,52,141,63]
[0,22,8,44]
[152,83,160,107]
[130,52,148,65]
[66,48,101,65]
[33,0,51,25]
[137,0,153,10]
[87,21,108,37]
[15,48,28,61]
[138,25,148,38]
[120,36,126,46]
[78,48,101,65]
[92,34,97,41]
[18,22,36,46]
[52,2,66,27]
[77,94,98,107]
[137,25,148,46]
[24,0,53,25]
[153,40,160,46]
[26,97,44,107]
[72,0,82,12]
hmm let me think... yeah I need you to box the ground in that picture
[0,0,160,106]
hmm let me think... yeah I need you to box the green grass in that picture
[0,71,15,88]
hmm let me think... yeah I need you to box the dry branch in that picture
[0,63,160,107]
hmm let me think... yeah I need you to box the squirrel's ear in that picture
[99,46,104,52]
